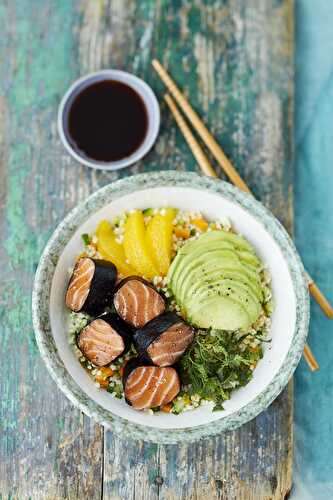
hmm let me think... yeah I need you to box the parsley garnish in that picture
[180,329,263,411]
[81,233,91,246]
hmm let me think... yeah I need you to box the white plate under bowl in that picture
[32,171,309,443]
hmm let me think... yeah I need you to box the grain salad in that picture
[66,208,274,414]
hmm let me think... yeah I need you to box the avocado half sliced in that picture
[167,230,265,332]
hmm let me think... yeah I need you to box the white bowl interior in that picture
[50,186,296,429]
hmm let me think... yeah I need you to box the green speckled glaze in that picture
[32,171,309,444]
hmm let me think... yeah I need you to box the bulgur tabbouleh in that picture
[67,208,273,414]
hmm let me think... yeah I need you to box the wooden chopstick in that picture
[163,92,319,372]
[153,60,251,194]
[303,344,319,372]
[164,94,217,178]
[153,59,333,321]
[307,275,333,319]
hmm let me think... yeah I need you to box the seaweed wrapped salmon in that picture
[66,257,117,316]
[77,313,133,366]
[134,312,194,367]
[123,359,180,409]
[114,276,165,328]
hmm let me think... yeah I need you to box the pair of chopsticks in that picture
[152,59,333,372]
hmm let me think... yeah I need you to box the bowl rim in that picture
[32,171,309,443]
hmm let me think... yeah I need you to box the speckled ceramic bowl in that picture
[32,171,309,443]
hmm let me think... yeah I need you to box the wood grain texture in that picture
[0,0,294,498]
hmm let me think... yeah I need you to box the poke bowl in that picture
[32,171,309,443]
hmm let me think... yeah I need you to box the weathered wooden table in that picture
[0,1,294,498]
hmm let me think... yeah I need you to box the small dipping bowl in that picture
[58,70,160,170]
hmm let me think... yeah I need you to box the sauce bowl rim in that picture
[57,69,160,171]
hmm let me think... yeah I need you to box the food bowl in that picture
[32,171,309,443]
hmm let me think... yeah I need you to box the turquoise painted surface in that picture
[294,1,333,499]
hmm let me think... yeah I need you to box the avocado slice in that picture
[171,251,262,306]
[167,230,260,286]
[201,233,261,267]
[184,270,263,303]
[171,251,242,305]
[168,241,235,289]
[186,279,261,325]
[187,265,263,302]
[194,230,255,252]
[237,250,261,269]
[187,295,251,331]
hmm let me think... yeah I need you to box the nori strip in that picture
[133,311,186,365]
[99,312,134,353]
[69,258,117,316]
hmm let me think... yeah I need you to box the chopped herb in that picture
[190,228,196,236]
[180,329,263,411]
[81,233,91,245]
[143,208,154,216]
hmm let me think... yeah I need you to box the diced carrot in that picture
[174,227,190,239]
[119,362,127,377]
[100,367,114,377]
[161,404,173,413]
[192,218,208,231]
[95,375,109,388]
[76,251,87,261]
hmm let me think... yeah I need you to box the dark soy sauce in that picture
[64,80,148,162]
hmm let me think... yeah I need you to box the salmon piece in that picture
[114,278,165,328]
[124,366,180,409]
[66,257,95,312]
[147,322,194,367]
[77,318,125,366]
[66,257,117,315]
[133,312,195,367]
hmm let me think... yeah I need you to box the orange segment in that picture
[146,208,176,276]
[123,211,159,279]
[96,220,135,276]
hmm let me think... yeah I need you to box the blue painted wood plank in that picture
[294,1,333,498]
